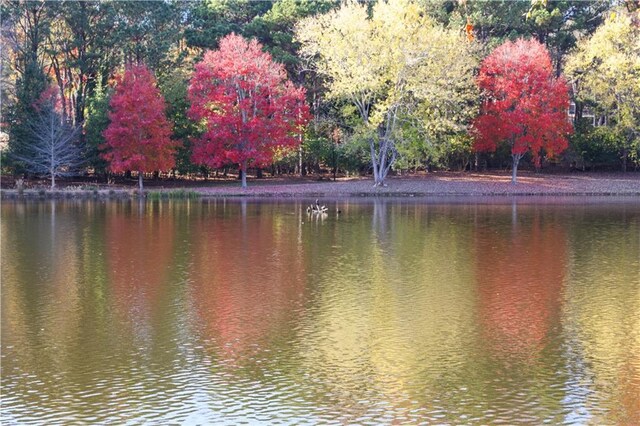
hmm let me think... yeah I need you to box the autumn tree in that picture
[566,9,640,171]
[188,33,309,188]
[473,39,572,183]
[102,64,177,190]
[297,0,478,186]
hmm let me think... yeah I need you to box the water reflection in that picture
[296,201,482,422]
[106,201,176,330]
[475,208,567,361]
[190,200,307,365]
[563,210,640,424]
[1,199,639,424]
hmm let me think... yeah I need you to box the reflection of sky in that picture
[561,339,595,425]
[159,355,342,425]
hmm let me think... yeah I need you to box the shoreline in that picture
[4,191,640,200]
[2,173,639,200]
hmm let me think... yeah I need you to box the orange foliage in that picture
[465,18,474,42]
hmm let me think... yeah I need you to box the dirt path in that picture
[193,172,640,197]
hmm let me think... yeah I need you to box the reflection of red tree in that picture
[106,203,175,323]
[475,211,567,360]
[620,360,640,424]
[191,206,307,364]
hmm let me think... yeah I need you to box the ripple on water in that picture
[2,199,640,424]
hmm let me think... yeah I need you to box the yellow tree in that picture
[566,9,640,171]
[296,0,478,186]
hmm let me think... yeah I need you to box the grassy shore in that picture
[2,172,639,199]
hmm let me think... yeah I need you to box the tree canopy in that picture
[1,0,635,183]
[473,38,572,183]
[566,9,640,171]
[188,33,309,188]
[297,0,478,186]
[102,64,177,190]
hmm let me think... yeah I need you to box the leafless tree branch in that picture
[12,102,83,188]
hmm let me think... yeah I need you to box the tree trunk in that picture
[370,135,397,187]
[333,147,338,181]
[138,171,143,191]
[51,172,55,189]
[241,160,247,188]
[511,154,522,184]
[371,139,385,187]
[622,149,628,172]
[373,161,392,186]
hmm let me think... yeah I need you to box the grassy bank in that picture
[0,188,201,200]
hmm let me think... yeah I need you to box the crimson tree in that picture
[473,39,572,183]
[102,64,177,190]
[188,33,309,188]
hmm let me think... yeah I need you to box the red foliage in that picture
[102,64,177,173]
[34,86,61,112]
[188,34,310,175]
[472,39,572,166]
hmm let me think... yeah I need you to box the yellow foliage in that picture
[296,0,479,133]
[566,9,640,140]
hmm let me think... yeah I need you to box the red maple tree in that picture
[188,33,309,188]
[472,39,572,183]
[102,64,177,190]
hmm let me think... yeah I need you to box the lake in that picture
[2,198,639,424]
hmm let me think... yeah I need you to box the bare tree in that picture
[13,101,83,188]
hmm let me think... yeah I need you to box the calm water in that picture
[2,198,639,425]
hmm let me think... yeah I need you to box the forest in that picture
[1,0,639,188]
